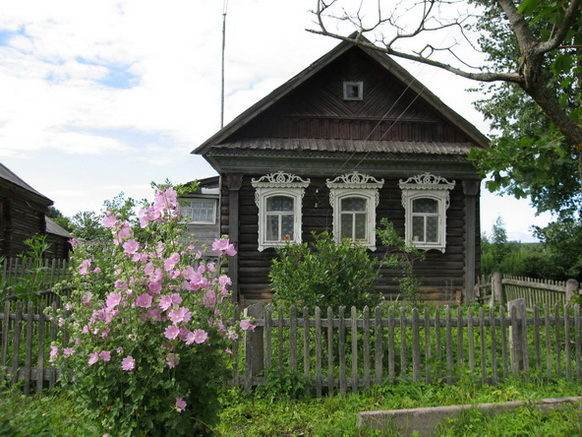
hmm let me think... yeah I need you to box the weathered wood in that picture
[314,306,322,396]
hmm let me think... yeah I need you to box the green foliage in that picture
[1,235,55,300]
[481,218,582,281]
[269,232,382,308]
[376,218,425,304]
[468,0,582,219]
[256,366,310,401]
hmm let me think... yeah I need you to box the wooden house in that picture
[193,37,489,306]
[0,163,70,259]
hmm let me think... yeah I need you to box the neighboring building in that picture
[0,163,70,259]
[179,176,220,257]
[194,36,489,306]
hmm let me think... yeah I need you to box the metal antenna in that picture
[221,0,228,128]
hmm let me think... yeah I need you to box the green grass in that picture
[0,377,580,436]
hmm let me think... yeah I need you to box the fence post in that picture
[565,279,579,303]
[508,298,526,374]
[244,302,264,384]
[491,272,504,306]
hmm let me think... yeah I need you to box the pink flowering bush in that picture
[49,186,249,436]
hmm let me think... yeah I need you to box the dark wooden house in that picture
[194,37,489,306]
[0,163,70,259]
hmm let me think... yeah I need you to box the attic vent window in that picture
[343,81,363,100]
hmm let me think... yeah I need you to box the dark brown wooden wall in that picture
[236,48,471,144]
[221,174,474,305]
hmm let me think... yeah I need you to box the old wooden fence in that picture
[476,272,580,309]
[2,300,581,395]
[235,300,582,395]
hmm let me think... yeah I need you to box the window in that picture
[252,171,310,251]
[399,173,456,252]
[180,198,217,224]
[343,81,363,100]
[327,171,384,250]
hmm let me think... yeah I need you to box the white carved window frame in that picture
[326,171,384,250]
[251,171,310,252]
[399,173,456,253]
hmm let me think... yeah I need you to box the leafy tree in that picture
[47,206,74,232]
[534,218,582,281]
[310,0,582,217]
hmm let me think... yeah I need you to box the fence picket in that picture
[351,306,358,392]
[362,306,370,389]
[374,306,382,385]
[314,306,322,396]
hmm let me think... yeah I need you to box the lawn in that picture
[1,376,580,436]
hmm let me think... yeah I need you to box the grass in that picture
[0,377,580,436]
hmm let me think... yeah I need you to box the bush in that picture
[49,186,252,436]
[269,232,382,308]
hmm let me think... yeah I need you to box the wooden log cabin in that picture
[193,36,489,306]
[0,163,70,259]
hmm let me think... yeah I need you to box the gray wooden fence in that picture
[2,299,581,396]
[477,273,580,309]
[238,301,582,395]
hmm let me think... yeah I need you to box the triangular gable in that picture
[194,35,488,155]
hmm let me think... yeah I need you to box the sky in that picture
[0,0,554,242]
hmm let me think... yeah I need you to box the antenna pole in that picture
[221,0,228,128]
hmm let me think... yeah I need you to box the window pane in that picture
[340,214,353,239]
[412,216,425,242]
[355,213,366,239]
[281,215,294,240]
[266,215,279,241]
[267,196,293,212]
[181,199,215,223]
[341,197,366,212]
[413,198,437,213]
[426,216,438,242]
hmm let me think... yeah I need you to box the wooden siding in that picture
[222,175,472,305]
[235,49,472,144]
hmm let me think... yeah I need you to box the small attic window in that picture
[343,81,363,100]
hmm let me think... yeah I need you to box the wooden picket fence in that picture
[236,301,582,395]
[1,300,581,395]
[476,272,580,309]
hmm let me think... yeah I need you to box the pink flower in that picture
[121,356,135,371]
[164,325,180,340]
[49,345,59,363]
[79,259,92,275]
[102,212,117,228]
[240,319,256,331]
[168,307,192,324]
[175,397,187,413]
[165,353,179,368]
[212,237,237,256]
[106,292,122,309]
[192,329,209,344]
[202,290,217,308]
[148,280,162,294]
[135,293,153,308]
[63,347,75,357]
[99,350,111,362]
[88,352,99,366]
[82,291,93,306]
[122,239,139,255]
[164,253,180,272]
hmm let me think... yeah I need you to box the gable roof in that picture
[194,35,489,156]
[0,162,53,205]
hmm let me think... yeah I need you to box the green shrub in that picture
[269,232,382,308]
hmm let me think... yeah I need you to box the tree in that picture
[310,0,582,217]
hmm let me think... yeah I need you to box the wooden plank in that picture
[327,306,334,394]
[456,308,463,368]
[11,302,23,387]
[445,306,453,382]
[468,307,475,374]
[489,307,497,383]
[434,308,442,380]
[362,306,370,389]
[479,307,486,382]
[412,308,420,381]
[424,308,431,384]
[303,306,310,396]
[1,301,10,370]
[544,304,552,378]
[290,306,297,372]
[339,307,346,395]
[564,305,571,380]
[351,306,358,392]
[400,307,407,381]
[388,307,395,380]
[374,306,383,385]
[554,304,561,378]
[264,305,272,371]
[314,306,322,396]
[37,302,46,394]
[533,307,541,372]
[575,304,581,381]
[24,301,34,394]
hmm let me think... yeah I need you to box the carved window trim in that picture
[251,171,310,251]
[399,172,456,253]
[326,171,384,250]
